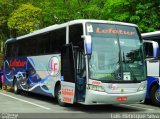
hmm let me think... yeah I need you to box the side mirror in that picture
[81,35,92,55]
[153,42,159,58]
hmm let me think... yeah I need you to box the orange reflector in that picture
[116,96,128,101]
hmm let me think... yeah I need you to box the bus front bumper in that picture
[84,89,146,105]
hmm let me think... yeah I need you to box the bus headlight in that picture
[137,82,147,91]
[87,84,105,92]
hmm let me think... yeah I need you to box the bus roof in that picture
[6,19,138,43]
[142,31,160,40]
[142,31,160,38]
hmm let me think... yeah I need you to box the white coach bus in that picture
[4,19,147,106]
[142,31,160,106]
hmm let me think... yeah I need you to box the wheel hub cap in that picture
[155,88,160,102]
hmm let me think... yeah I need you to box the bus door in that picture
[74,47,86,102]
[61,44,76,104]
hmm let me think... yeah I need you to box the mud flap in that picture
[61,81,75,104]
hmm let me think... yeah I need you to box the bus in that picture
[142,31,160,106]
[4,19,147,106]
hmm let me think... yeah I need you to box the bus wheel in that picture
[150,85,160,106]
[56,85,67,107]
[13,80,19,94]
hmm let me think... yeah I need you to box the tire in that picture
[13,80,19,94]
[56,85,67,107]
[150,85,160,106]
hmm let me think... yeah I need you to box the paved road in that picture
[0,90,160,118]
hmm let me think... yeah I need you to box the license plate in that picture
[116,96,128,101]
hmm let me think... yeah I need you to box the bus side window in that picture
[11,42,18,57]
[144,42,153,58]
[17,40,24,57]
[69,24,83,51]
[24,41,29,56]
[50,28,66,53]
[30,37,37,56]
[6,43,11,58]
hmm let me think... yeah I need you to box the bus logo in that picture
[48,56,60,76]
[10,59,26,67]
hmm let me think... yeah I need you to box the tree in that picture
[0,0,13,40]
[101,0,160,32]
[0,0,159,38]
[8,3,42,35]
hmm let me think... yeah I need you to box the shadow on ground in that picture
[9,90,150,113]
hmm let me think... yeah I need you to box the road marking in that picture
[0,92,51,110]
[119,104,155,111]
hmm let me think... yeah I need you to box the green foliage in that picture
[101,0,160,32]
[0,0,13,40]
[135,1,160,32]
[8,3,42,34]
[0,0,160,40]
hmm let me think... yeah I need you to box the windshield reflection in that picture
[89,37,120,81]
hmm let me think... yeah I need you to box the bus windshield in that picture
[86,23,146,82]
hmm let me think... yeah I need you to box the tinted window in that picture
[144,42,153,58]
[50,28,66,53]
[37,33,50,55]
[61,44,75,83]
[6,43,11,58]
[17,40,25,56]
[6,27,66,57]
[69,24,83,49]
[6,42,18,58]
